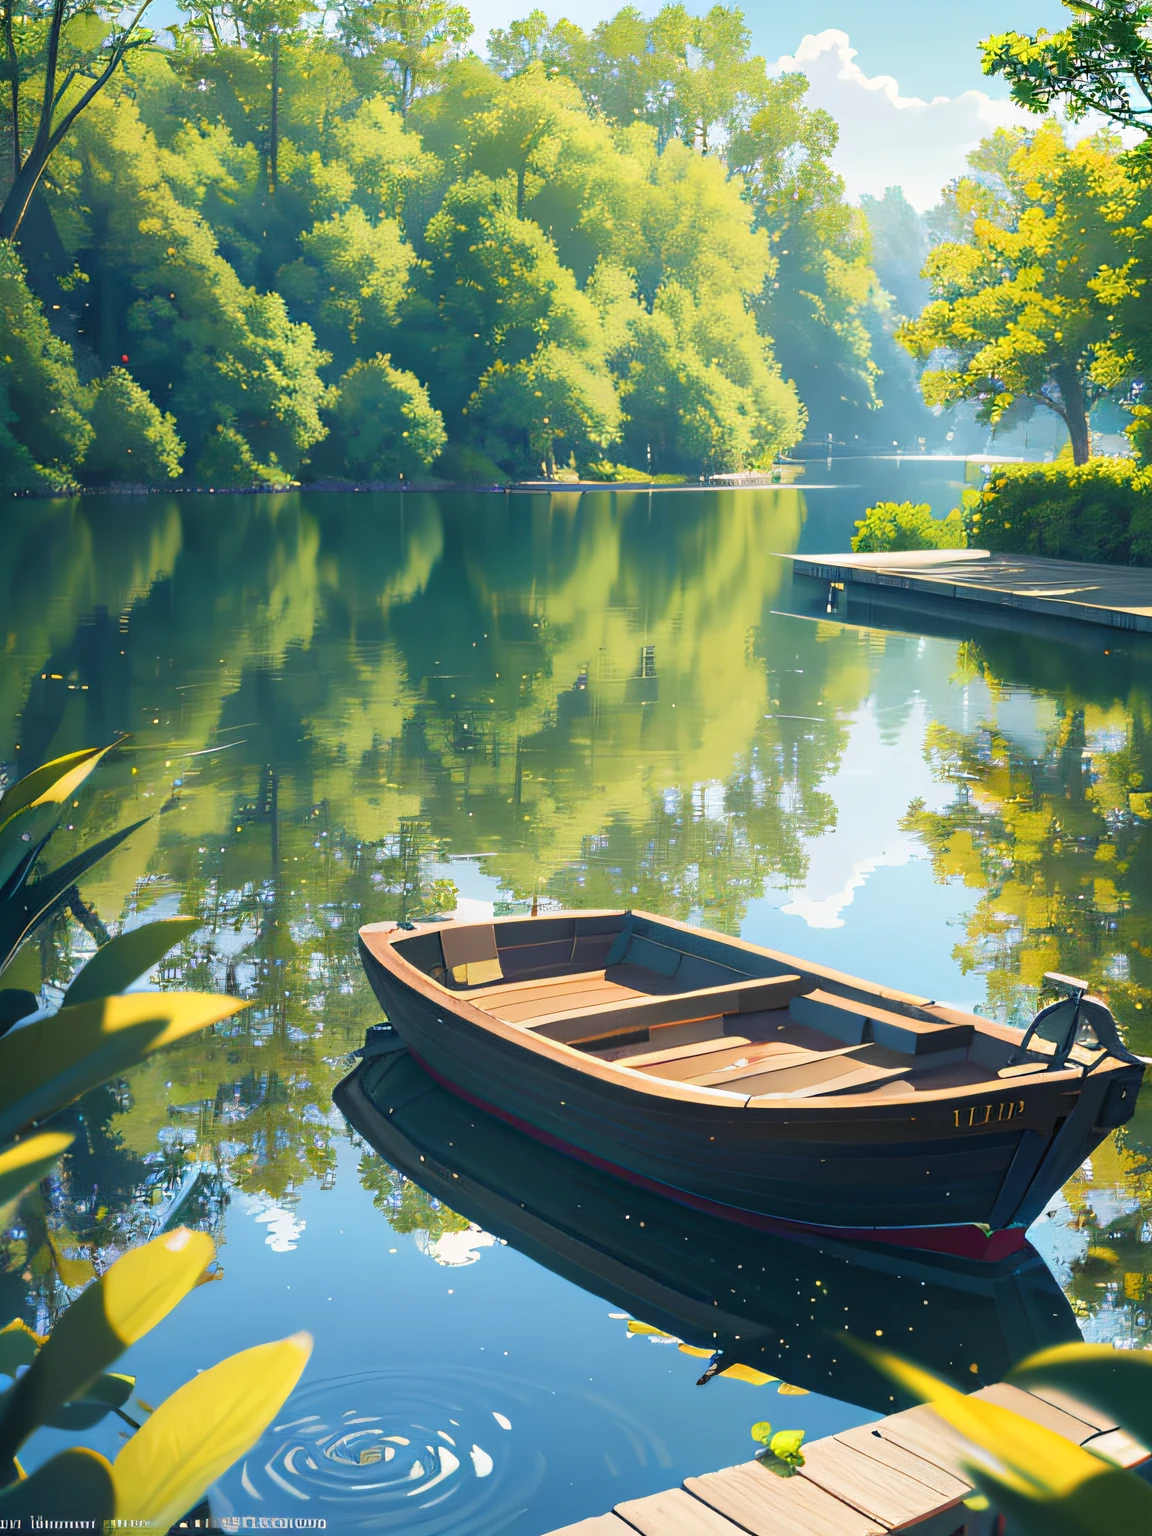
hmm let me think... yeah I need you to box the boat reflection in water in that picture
[335,1042,1082,1416]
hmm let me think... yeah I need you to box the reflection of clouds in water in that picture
[775,702,940,929]
[238,1191,306,1253]
[415,1224,497,1267]
[781,845,918,930]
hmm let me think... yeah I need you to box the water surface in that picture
[5,463,1152,1531]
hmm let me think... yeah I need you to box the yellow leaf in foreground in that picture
[0,1132,73,1208]
[777,1382,809,1395]
[0,746,110,822]
[0,992,247,1143]
[677,1344,715,1359]
[0,1229,214,1460]
[114,1333,313,1529]
[857,1342,1114,1498]
[626,1321,677,1339]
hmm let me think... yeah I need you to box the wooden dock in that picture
[786,549,1152,635]
[545,1381,1150,1536]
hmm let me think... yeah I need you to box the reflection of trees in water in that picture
[901,636,1152,1341]
[901,665,1152,1035]
[356,1149,471,1242]
[1,486,891,1318]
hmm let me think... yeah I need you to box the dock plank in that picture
[1022,1383,1118,1434]
[1082,1428,1151,1469]
[858,1404,976,1483]
[973,1382,1098,1442]
[541,1360,1148,1536]
[546,1517,636,1535]
[614,1487,747,1534]
[686,1461,884,1536]
[833,1423,971,1501]
[787,549,1152,635]
[796,1436,964,1529]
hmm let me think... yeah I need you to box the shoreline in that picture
[7,475,800,500]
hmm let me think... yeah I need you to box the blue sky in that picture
[469,0,1068,100]
[468,0,1076,205]
[152,0,1076,207]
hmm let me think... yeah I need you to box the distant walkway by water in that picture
[788,549,1152,636]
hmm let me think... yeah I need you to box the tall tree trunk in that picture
[3,0,18,179]
[1057,366,1091,466]
[269,32,279,191]
[0,0,152,241]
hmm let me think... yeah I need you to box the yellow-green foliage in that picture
[971,457,1152,565]
[899,122,1136,462]
[0,3,910,489]
[0,244,90,492]
[0,749,308,1520]
[851,501,967,553]
[80,369,184,486]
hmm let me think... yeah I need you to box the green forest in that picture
[0,0,933,491]
[5,0,1152,492]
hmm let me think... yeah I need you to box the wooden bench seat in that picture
[527,973,815,1047]
[790,989,974,1056]
[477,970,646,1023]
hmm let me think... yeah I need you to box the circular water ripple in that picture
[211,1366,547,1533]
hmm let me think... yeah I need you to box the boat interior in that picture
[371,911,1123,1101]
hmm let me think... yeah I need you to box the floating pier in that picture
[546,1381,1150,1535]
[786,549,1152,635]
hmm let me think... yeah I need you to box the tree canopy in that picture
[898,123,1136,464]
[0,1,930,490]
[982,0,1152,146]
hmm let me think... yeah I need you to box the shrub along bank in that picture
[971,458,1152,566]
[851,500,967,553]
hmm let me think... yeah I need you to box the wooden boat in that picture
[335,1043,1082,1411]
[356,908,1146,1256]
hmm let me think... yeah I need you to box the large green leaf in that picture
[0,991,247,1144]
[0,991,39,1039]
[0,817,149,978]
[0,1447,115,1518]
[0,1229,214,1463]
[1009,1343,1152,1448]
[62,917,200,1008]
[114,1332,312,1528]
[0,804,62,897]
[0,1321,44,1377]
[0,1133,73,1209]
[0,747,110,822]
[964,1462,1152,1536]
[43,1371,135,1430]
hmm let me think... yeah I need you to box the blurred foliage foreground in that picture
[0,746,310,1524]
[870,1340,1152,1535]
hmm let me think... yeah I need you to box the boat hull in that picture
[335,1044,1082,1406]
[359,935,1141,1242]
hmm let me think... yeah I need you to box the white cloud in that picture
[770,701,945,929]
[773,30,1032,210]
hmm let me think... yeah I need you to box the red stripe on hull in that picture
[408,1051,1030,1264]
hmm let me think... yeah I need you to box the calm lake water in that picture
[6,460,1152,1532]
